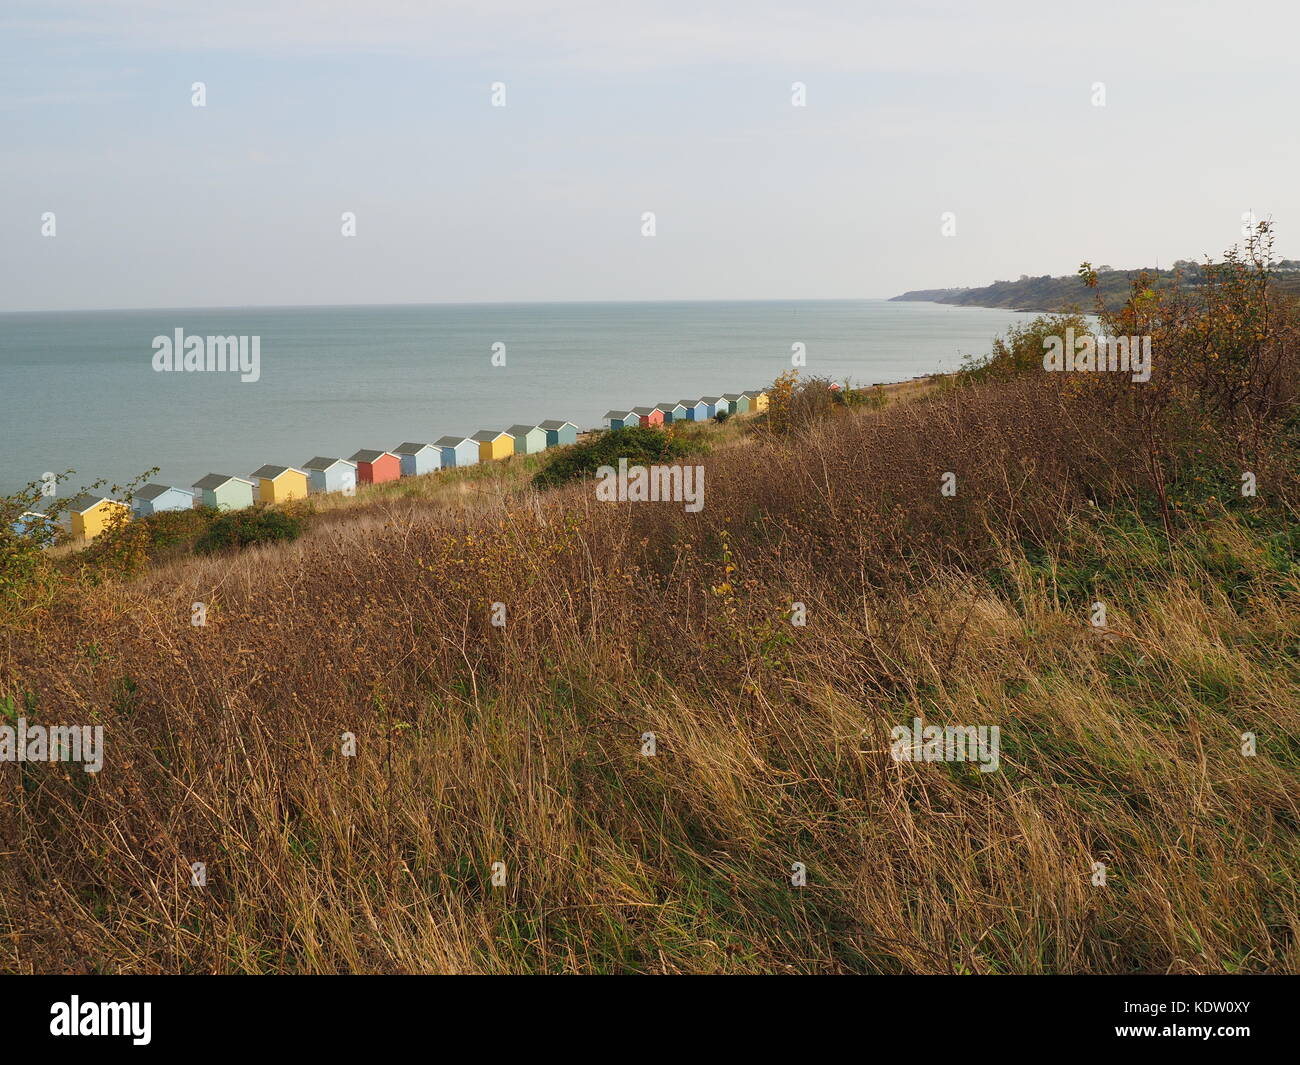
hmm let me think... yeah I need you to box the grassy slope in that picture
[1,375,1296,974]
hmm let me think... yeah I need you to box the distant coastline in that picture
[891,271,1142,314]
[893,259,1300,313]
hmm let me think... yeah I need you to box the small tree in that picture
[764,370,799,435]
[1,466,155,608]
[959,311,1091,382]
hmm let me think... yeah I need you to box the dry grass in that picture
[1,373,1297,974]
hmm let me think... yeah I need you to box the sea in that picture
[0,299,1034,497]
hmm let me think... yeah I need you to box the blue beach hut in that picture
[435,435,480,469]
[679,399,709,422]
[133,484,195,517]
[538,420,579,448]
[11,511,55,540]
[303,457,358,495]
[603,410,637,431]
[394,442,442,477]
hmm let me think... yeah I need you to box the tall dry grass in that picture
[1,367,1297,973]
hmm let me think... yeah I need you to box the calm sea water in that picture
[0,300,1032,497]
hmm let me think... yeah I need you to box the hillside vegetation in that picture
[894,254,1300,313]
[1,235,1297,974]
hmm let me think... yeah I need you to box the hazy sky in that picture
[2,0,1295,311]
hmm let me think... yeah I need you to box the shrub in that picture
[764,369,798,434]
[0,530,48,609]
[2,468,165,605]
[194,506,304,554]
[763,371,843,434]
[140,505,222,551]
[958,311,1092,383]
[532,426,704,490]
[0,472,76,609]
[846,387,887,410]
[787,376,838,429]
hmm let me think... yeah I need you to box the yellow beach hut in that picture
[746,388,770,413]
[472,429,515,462]
[68,494,130,541]
[251,464,310,504]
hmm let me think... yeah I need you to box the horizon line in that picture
[0,295,914,316]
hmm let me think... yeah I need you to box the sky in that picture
[1,0,1296,311]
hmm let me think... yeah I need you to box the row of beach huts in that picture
[32,388,771,542]
[601,390,768,430]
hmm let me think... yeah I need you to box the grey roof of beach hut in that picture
[192,473,252,491]
[68,493,115,513]
[303,456,354,471]
[434,434,473,447]
[250,463,299,479]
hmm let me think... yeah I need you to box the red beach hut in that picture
[348,449,402,485]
